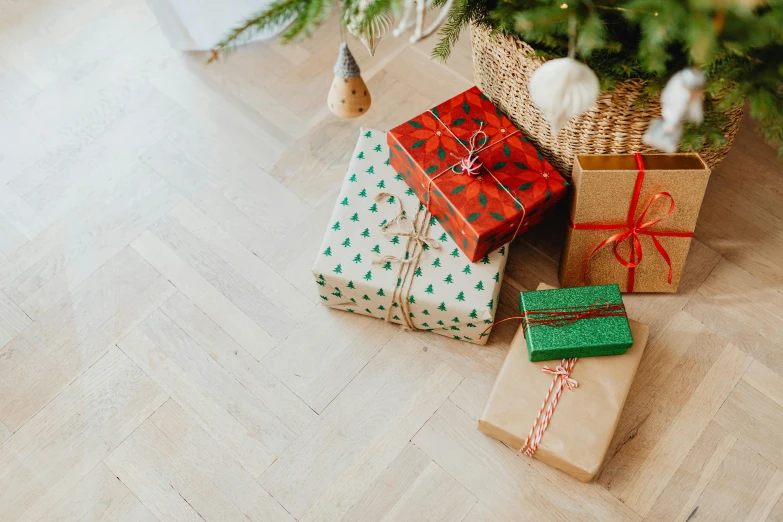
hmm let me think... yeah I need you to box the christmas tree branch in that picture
[209,0,783,156]
[432,0,491,61]
[210,0,323,59]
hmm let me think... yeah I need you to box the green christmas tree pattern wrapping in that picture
[519,284,634,361]
[312,128,509,345]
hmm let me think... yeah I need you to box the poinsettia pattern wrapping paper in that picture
[388,86,569,262]
[312,129,509,345]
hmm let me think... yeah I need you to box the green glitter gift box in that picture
[519,284,633,361]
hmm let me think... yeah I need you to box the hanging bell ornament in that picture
[528,57,600,135]
[345,1,393,56]
[643,67,706,153]
[327,42,371,119]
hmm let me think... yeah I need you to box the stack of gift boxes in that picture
[312,86,710,482]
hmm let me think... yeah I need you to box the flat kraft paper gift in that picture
[388,86,568,262]
[478,284,648,481]
[312,129,508,345]
[560,153,710,292]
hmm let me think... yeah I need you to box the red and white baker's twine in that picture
[459,150,483,177]
[425,111,528,242]
[458,129,487,177]
[520,358,578,456]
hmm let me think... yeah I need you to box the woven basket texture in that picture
[470,24,743,176]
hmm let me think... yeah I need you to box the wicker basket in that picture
[470,24,743,176]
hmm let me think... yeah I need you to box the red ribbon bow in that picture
[570,153,694,292]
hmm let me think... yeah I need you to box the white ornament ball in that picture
[528,57,600,135]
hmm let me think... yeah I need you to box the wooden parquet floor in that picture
[1,1,782,521]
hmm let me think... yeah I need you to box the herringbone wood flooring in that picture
[1,1,782,521]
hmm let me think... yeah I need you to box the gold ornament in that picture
[327,42,371,119]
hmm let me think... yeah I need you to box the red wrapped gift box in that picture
[388,86,568,262]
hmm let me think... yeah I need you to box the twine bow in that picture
[374,192,439,265]
[571,152,694,292]
[425,111,528,243]
[520,358,578,457]
[456,129,488,177]
[542,363,578,390]
[373,192,439,330]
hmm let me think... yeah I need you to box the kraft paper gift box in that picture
[388,86,568,262]
[519,284,634,361]
[312,128,509,345]
[478,284,648,482]
[560,153,710,292]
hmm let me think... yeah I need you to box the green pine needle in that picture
[210,0,310,59]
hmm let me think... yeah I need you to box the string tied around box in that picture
[456,128,487,177]
[424,113,529,244]
[479,300,627,339]
[477,299,630,454]
[372,192,439,330]
[520,358,579,456]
